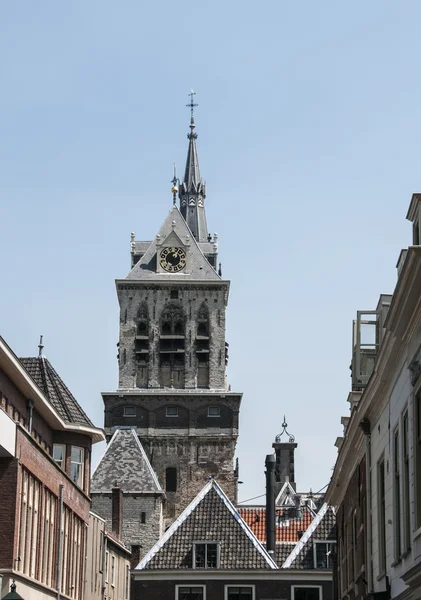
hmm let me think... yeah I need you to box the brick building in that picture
[0,336,104,600]
[326,192,421,600]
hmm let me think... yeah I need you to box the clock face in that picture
[159,247,187,272]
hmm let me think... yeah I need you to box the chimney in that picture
[111,483,123,539]
[265,454,276,561]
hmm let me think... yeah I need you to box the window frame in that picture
[111,554,115,587]
[123,406,136,417]
[192,541,220,569]
[224,585,255,600]
[70,446,84,488]
[402,409,411,551]
[291,586,322,600]
[166,406,179,417]
[313,539,336,569]
[377,457,387,576]
[393,425,402,561]
[175,584,206,600]
[105,550,109,583]
[53,444,66,469]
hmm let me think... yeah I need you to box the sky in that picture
[1,1,421,503]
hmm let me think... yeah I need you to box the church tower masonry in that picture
[102,96,242,522]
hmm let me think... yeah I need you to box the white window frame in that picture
[313,540,336,569]
[175,584,206,600]
[207,406,220,417]
[192,541,220,569]
[291,586,322,600]
[166,406,179,417]
[224,585,255,600]
[123,406,136,417]
[70,446,84,488]
[53,444,66,469]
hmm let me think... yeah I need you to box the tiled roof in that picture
[91,428,163,493]
[137,479,277,571]
[125,207,221,282]
[238,507,314,543]
[19,356,93,427]
[282,505,336,569]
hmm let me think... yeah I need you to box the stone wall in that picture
[116,284,228,390]
[91,492,163,556]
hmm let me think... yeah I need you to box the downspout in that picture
[360,418,373,594]
[57,484,64,600]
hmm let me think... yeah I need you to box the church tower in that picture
[102,95,242,522]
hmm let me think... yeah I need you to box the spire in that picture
[179,91,208,242]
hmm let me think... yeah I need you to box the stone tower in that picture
[102,98,242,522]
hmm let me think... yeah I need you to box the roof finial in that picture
[38,335,44,357]
[171,162,178,206]
[275,416,295,443]
[186,90,198,139]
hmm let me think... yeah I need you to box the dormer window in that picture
[314,541,336,569]
[193,542,219,569]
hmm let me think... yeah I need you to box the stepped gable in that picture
[137,479,277,571]
[282,504,336,569]
[20,356,93,426]
[91,428,162,493]
[238,506,314,543]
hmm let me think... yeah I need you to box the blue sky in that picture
[1,1,420,502]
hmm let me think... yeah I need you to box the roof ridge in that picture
[130,429,162,491]
[136,479,277,571]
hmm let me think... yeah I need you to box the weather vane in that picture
[187,89,198,117]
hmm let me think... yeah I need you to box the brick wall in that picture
[0,458,19,568]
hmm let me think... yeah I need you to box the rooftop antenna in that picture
[38,335,44,357]
[171,162,178,206]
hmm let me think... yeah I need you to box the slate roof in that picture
[238,506,314,543]
[124,207,221,282]
[137,479,277,571]
[282,504,336,569]
[20,356,94,427]
[91,428,163,493]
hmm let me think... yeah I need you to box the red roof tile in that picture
[238,507,314,543]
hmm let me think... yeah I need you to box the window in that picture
[141,512,146,524]
[70,446,84,488]
[403,411,411,551]
[176,586,205,600]
[225,586,254,600]
[193,542,219,569]
[208,406,220,417]
[53,444,65,469]
[378,459,386,575]
[314,541,336,569]
[416,393,421,529]
[171,289,179,299]
[125,565,130,600]
[291,587,322,600]
[394,428,401,560]
[165,467,177,492]
[105,551,109,583]
[124,406,136,417]
[111,555,115,586]
[166,406,178,417]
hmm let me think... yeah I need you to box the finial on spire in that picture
[186,90,198,139]
[38,335,44,357]
[171,162,178,206]
[275,416,295,443]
